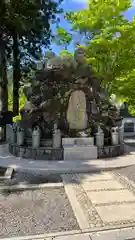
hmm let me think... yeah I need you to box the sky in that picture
[51,0,135,54]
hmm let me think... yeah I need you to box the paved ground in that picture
[114,165,135,184]
[1,170,135,239]
[1,142,135,239]
[0,187,79,238]
[5,171,62,186]
[61,171,135,232]
[0,144,135,174]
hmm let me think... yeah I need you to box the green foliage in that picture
[13,115,22,123]
[8,86,26,111]
[65,0,135,100]
[0,0,63,114]
[66,0,131,36]
[3,0,63,75]
[59,50,74,57]
[55,27,72,49]
[113,69,135,105]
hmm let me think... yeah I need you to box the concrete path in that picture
[61,171,135,233]
[0,144,135,174]
[1,143,135,239]
[2,170,135,239]
[2,227,135,239]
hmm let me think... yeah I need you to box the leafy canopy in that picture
[65,0,135,99]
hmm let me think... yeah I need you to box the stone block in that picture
[67,90,87,130]
[62,137,94,147]
[95,203,135,222]
[63,145,97,161]
[6,124,13,142]
[83,180,124,192]
[19,147,25,158]
[56,234,90,240]
[98,144,124,158]
[78,172,114,182]
[88,189,135,204]
[90,228,135,240]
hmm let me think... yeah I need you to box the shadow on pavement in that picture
[0,141,135,195]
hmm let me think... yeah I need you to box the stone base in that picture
[25,138,52,147]
[63,145,97,161]
[8,143,124,161]
[62,137,94,147]
[9,144,63,161]
[98,143,125,158]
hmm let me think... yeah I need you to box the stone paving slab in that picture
[61,174,90,230]
[95,203,135,222]
[82,180,124,191]
[55,233,91,240]
[1,230,83,240]
[87,189,135,204]
[61,173,135,233]
[77,172,114,182]
[2,168,135,239]
[90,227,135,240]
[8,234,91,240]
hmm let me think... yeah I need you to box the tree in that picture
[0,0,10,112]
[113,69,135,106]
[0,0,63,115]
[66,0,131,38]
[54,27,72,50]
[65,0,135,99]
[59,50,73,57]
[85,22,135,96]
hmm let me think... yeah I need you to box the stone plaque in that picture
[62,137,94,147]
[74,139,85,146]
[67,90,88,130]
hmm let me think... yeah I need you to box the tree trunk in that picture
[12,33,20,116]
[0,39,8,112]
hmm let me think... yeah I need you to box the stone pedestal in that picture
[62,137,97,161]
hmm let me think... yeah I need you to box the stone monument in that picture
[8,47,123,160]
[67,90,88,130]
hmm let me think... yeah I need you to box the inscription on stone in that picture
[74,139,85,146]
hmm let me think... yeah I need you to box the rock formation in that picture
[20,47,122,139]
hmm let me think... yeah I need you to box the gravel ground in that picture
[5,171,62,186]
[114,165,135,184]
[0,187,79,238]
[124,138,135,148]
[114,141,135,183]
